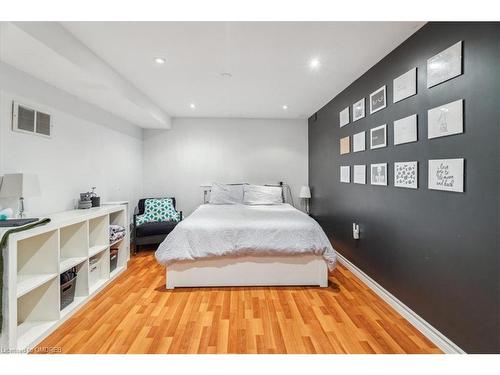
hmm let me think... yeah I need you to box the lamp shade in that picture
[299,186,311,199]
[0,173,40,198]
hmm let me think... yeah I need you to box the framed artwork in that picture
[427,41,463,88]
[369,85,386,114]
[370,163,388,186]
[394,161,418,189]
[393,68,417,103]
[370,124,387,149]
[428,99,463,139]
[353,165,366,184]
[340,166,350,183]
[394,114,417,145]
[352,131,366,152]
[339,107,349,127]
[352,98,365,122]
[428,158,464,193]
[340,136,350,155]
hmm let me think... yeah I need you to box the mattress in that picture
[155,203,336,270]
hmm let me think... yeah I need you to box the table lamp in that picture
[299,186,311,214]
[0,173,40,218]
[200,183,212,204]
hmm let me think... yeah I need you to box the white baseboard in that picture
[336,253,465,354]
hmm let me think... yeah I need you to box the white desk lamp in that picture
[0,173,40,218]
[299,186,311,214]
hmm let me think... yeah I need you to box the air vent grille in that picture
[17,105,35,132]
[36,112,51,136]
[12,101,52,137]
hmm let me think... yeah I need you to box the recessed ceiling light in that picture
[190,103,196,109]
[282,105,288,110]
[154,57,166,65]
[309,58,320,70]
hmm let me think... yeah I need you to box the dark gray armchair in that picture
[133,197,183,252]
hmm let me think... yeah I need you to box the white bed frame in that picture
[166,254,328,289]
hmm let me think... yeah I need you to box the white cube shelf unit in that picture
[2,205,128,352]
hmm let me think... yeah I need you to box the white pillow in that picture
[243,185,283,205]
[209,183,244,204]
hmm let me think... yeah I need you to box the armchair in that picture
[133,197,183,252]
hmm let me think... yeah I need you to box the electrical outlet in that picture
[353,223,360,240]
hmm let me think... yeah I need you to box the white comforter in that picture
[155,204,336,270]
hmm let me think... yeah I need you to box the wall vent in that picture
[12,101,52,137]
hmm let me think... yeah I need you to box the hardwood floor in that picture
[35,252,441,354]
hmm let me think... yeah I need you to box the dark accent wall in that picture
[309,22,499,353]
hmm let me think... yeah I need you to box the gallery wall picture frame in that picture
[370,163,388,186]
[394,161,418,189]
[340,165,350,183]
[340,136,350,155]
[370,124,387,149]
[353,165,366,184]
[427,41,463,88]
[352,98,365,122]
[394,114,418,145]
[369,85,387,114]
[352,131,366,153]
[393,67,417,103]
[428,99,464,139]
[428,158,464,193]
[339,107,350,127]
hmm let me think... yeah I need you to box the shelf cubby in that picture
[110,209,126,229]
[89,215,109,249]
[60,261,89,317]
[17,230,59,298]
[60,221,89,273]
[114,237,128,270]
[17,278,59,350]
[110,207,128,269]
[89,249,110,294]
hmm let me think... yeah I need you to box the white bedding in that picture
[155,204,336,270]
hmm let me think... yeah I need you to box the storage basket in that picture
[60,276,77,310]
[89,256,101,286]
[110,253,118,272]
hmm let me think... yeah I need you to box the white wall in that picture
[143,118,308,215]
[0,64,144,218]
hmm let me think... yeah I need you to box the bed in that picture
[155,202,336,289]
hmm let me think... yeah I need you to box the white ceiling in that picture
[0,22,171,128]
[2,22,424,127]
[63,22,424,120]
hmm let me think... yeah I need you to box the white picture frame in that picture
[393,68,417,103]
[353,165,366,184]
[394,114,418,145]
[352,131,366,153]
[428,99,463,139]
[427,41,463,88]
[369,85,386,114]
[340,166,350,183]
[370,163,388,186]
[428,158,464,193]
[352,98,365,122]
[370,124,387,149]
[394,161,418,189]
[339,107,350,127]
[340,136,350,155]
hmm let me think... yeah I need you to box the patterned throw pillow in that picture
[136,198,180,226]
